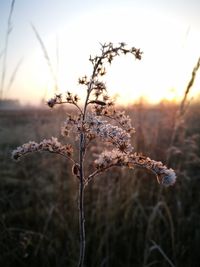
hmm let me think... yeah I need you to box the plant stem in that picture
[78,130,86,267]
[77,52,102,267]
[78,140,85,267]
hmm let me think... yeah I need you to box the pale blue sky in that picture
[1,0,200,104]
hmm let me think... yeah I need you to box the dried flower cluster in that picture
[47,92,80,109]
[12,137,73,161]
[94,150,176,186]
[12,42,176,187]
[12,42,176,267]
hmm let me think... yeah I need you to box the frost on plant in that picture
[12,42,176,187]
[12,42,176,267]
[12,137,73,161]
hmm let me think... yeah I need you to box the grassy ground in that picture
[0,102,200,267]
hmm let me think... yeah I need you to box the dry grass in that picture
[0,102,200,267]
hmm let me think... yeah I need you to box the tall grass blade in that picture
[0,0,16,99]
[31,23,58,93]
[179,57,200,116]
[6,58,23,92]
[150,240,175,267]
[0,49,4,61]
[167,56,200,165]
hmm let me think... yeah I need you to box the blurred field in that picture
[0,102,200,267]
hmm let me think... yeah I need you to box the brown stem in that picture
[77,87,91,267]
[78,132,85,267]
[77,59,97,264]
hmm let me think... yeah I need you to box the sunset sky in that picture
[0,0,200,105]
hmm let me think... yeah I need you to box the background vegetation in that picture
[1,100,200,267]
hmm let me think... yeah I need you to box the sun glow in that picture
[15,6,200,106]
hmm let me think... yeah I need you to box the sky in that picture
[0,0,200,106]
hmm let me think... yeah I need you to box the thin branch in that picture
[14,150,76,165]
[71,101,83,115]
[86,164,116,184]
[52,100,83,115]
[86,160,164,186]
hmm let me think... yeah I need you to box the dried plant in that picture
[167,56,200,166]
[12,42,176,267]
[0,0,21,100]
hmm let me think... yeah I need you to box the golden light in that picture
[18,6,200,105]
